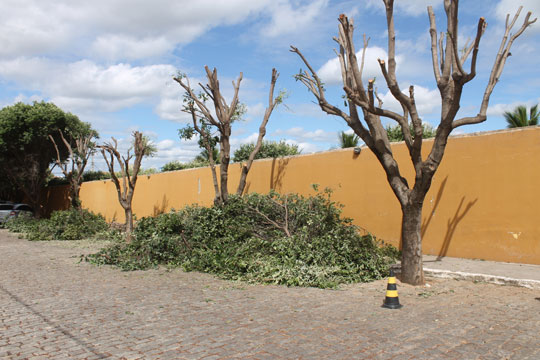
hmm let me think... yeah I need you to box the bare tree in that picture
[49,130,95,209]
[174,66,282,204]
[99,131,154,238]
[291,0,536,285]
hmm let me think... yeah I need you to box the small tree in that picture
[291,1,536,284]
[174,67,282,203]
[49,130,97,209]
[504,104,539,128]
[233,140,300,162]
[338,131,360,148]
[99,131,155,237]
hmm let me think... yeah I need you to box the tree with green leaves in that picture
[99,131,156,237]
[504,104,539,128]
[233,140,300,162]
[338,131,360,148]
[174,67,283,203]
[292,1,535,285]
[0,101,94,216]
[385,123,436,142]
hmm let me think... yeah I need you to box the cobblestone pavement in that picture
[1,230,539,359]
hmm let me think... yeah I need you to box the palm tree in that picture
[504,104,539,128]
[195,147,220,164]
[339,131,360,148]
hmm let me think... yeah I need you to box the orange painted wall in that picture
[51,127,540,265]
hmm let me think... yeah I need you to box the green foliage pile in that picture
[233,140,300,162]
[5,208,110,241]
[87,190,398,288]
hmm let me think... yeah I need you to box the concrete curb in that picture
[423,268,540,290]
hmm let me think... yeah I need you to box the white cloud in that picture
[260,0,328,38]
[0,0,73,58]
[156,139,176,150]
[91,35,174,61]
[366,0,442,17]
[155,95,191,122]
[283,139,319,154]
[0,0,278,61]
[272,127,336,143]
[487,98,540,116]
[245,103,266,120]
[378,85,440,116]
[230,133,261,148]
[0,57,175,114]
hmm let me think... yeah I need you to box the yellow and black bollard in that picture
[382,269,402,309]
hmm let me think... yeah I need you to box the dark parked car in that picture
[0,203,34,223]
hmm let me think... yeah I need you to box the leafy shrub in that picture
[161,160,212,172]
[386,123,436,142]
[82,170,111,182]
[233,140,300,162]
[88,190,398,288]
[6,208,109,241]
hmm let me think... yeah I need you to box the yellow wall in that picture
[50,127,540,265]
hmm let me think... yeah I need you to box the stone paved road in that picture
[1,230,539,360]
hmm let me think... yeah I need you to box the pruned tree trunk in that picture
[219,125,231,204]
[175,67,281,203]
[49,130,94,210]
[99,131,153,240]
[291,0,536,285]
[205,141,221,205]
[401,203,424,285]
[124,207,134,235]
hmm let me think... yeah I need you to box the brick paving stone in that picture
[1,229,540,359]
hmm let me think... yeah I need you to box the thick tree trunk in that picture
[400,203,425,285]
[70,182,81,209]
[210,165,221,205]
[219,134,231,203]
[124,207,133,240]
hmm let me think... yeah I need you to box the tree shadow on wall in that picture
[437,196,478,260]
[269,158,290,192]
[419,177,478,261]
[237,158,291,196]
[421,177,448,240]
[153,195,169,216]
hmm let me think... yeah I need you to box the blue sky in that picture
[1,0,539,170]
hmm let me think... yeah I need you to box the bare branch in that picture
[464,17,487,82]
[428,6,441,83]
[454,8,537,128]
[237,68,280,195]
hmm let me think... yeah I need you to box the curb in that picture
[423,268,540,290]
